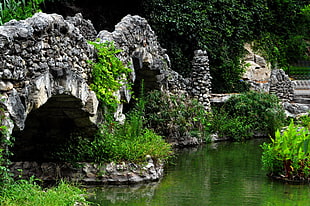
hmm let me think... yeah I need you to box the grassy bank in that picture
[0,179,89,206]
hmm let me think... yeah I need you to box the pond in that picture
[87,139,310,206]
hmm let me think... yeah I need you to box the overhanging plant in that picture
[88,40,132,113]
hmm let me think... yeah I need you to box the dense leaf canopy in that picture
[141,0,310,92]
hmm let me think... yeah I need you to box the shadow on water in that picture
[87,139,310,206]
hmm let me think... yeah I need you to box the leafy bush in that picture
[253,1,310,69]
[261,121,310,179]
[143,90,212,143]
[0,0,44,25]
[296,113,310,129]
[91,123,172,163]
[211,111,253,141]
[212,91,286,141]
[88,40,132,113]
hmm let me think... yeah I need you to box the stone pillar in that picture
[269,69,295,102]
[190,50,212,111]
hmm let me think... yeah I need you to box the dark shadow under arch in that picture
[11,94,97,162]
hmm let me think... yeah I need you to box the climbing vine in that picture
[88,40,132,113]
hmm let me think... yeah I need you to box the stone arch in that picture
[10,64,100,161]
[0,13,101,161]
[97,15,173,96]
[0,12,194,162]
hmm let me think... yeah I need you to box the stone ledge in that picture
[9,159,164,185]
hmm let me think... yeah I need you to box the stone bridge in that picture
[0,12,208,161]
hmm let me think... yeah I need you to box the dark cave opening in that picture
[11,95,97,162]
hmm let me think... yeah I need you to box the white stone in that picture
[0,81,13,91]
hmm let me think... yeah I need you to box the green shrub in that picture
[261,121,310,179]
[211,111,253,141]
[143,90,212,143]
[91,123,172,163]
[142,0,261,93]
[297,113,310,129]
[0,0,44,25]
[253,1,310,68]
[88,40,132,113]
[212,91,286,141]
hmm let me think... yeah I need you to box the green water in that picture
[88,139,310,206]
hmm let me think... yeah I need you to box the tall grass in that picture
[51,90,173,163]
[0,179,89,206]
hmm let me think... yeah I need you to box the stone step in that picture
[294,89,310,96]
[293,80,310,89]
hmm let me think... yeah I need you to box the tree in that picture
[142,0,309,92]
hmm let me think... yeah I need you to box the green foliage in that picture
[0,0,45,25]
[0,108,13,186]
[261,120,310,179]
[212,91,286,141]
[90,123,172,163]
[211,111,253,141]
[141,0,264,92]
[253,1,310,68]
[142,0,309,92]
[288,66,310,80]
[143,90,212,143]
[0,179,89,206]
[52,92,172,163]
[297,113,310,129]
[88,40,132,113]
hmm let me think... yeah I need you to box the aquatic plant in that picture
[261,120,310,180]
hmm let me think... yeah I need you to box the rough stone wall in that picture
[190,50,212,110]
[66,13,98,41]
[96,14,189,93]
[0,12,212,133]
[10,157,163,184]
[0,12,99,132]
[269,69,295,102]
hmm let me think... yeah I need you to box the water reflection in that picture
[88,139,310,206]
[87,182,159,204]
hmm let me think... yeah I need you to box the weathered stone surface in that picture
[66,13,98,41]
[190,50,212,111]
[0,12,214,183]
[242,44,271,92]
[10,157,163,185]
[269,69,295,102]
[0,13,98,133]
